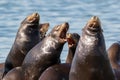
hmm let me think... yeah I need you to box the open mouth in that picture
[87,22,100,32]
[26,13,40,23]
[59,22,69,43]
[66,33,76,47]
[39,23,49,33]
[86,16,102,33]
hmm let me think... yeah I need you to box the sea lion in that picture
[107,42,120,80]
[2,22,69,80]
[108,42,120,69]
[1,22,49,79]
[39,23,49,40]
[2,67,24,80]
[66,33,80,63]
[38,33,80,80]
[39,63,71,80]
[69,16,116,80]
[3,13,40,76]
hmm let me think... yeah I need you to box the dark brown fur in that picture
[108,42,120,80]
[3,22,69,80]
[3,13,40,76]
[39,63,71,80]
[69,16,116,80]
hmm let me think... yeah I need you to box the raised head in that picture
[66,33,80,48]
[39,23,49,39]
[66,33,80,63]
[84,16,102,35]
[49,22,69,43]
[26,13,40,24]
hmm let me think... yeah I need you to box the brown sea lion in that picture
[0,22,49,79]
[66,33,80,63]
[2,67,24,80]
[2,22,69,80]
[69,16,116,80]
[107,42,120,80]
[39,23,49,40]
[39,63,71,80]
[3,13,40,76]
[38,33,80,80]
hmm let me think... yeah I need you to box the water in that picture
[0,0,120,63]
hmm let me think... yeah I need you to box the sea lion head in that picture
[49,22,69,44]
[84,16,103,35]
[20,13,40,29]
[66,33,80,48]
[39,23,49,39]
[26,12,40,24]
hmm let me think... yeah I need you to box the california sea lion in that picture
[3,22,69,80]
[107,42,120,80]
[69,16,116,80]
[39,23,49,40]
[38,33,80,80]
[2,67,24,80]
[3,13,40,76]
[39,63,71,80]
[66,33,80,63]
[1,22,49,79]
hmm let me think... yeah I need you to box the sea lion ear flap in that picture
[39,23,50,33]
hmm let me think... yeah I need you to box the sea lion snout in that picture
[90,16,100,21]
[61,22,69,27]
[66,33,80,48]
[61,22,69,33]
[85,16,102,34]
[26,12,40,23]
